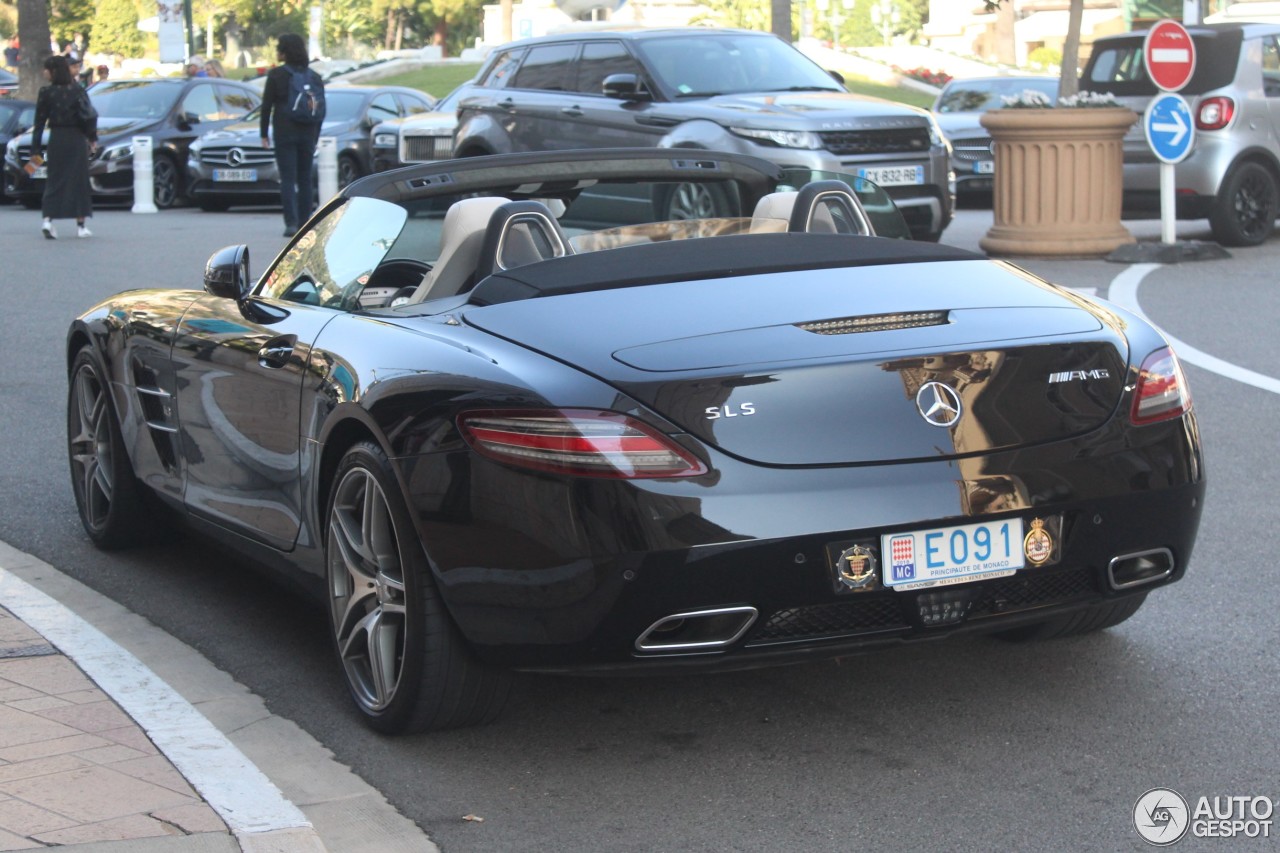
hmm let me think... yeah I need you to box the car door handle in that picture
[257,335,297,369]
[560,106,583,117]
[497,98,516,112]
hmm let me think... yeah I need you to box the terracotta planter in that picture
[979,107,1138,257]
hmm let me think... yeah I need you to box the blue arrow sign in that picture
[1144,92,1195,164]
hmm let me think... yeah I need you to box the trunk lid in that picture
[463,259,1129,466]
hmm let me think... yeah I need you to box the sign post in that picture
[1143,19,1196,245]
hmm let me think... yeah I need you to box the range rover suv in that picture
[1081,22,1280,246]
[451,28,953,240]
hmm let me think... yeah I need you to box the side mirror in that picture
[602,73,650,101]
[204,244,252,300]
[828,69,846,86]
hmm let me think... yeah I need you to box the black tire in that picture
[67,346,149,549]
[20,194,41,210]
[991,593,1147,642]
[325,441,512,733]
[152,154,181,210]
[1209,161,1278,247]
[658,180,735,220]
[337,154,363,189]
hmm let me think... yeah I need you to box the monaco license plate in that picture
[974,160,995,174]
[882,518,1025,591]
[31,166,47,180]
[857,165,925,186]
[213,168,257,182]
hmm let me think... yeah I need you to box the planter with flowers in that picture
[979,89,1137,257]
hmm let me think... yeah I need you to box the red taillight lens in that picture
[1196,96,1235,131]
[457,409,707,478]
[1131,346,1191,425]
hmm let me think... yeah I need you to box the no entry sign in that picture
[1144,19,1196,92]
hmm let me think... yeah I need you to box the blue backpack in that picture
[283,66,325,124]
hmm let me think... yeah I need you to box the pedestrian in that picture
[3,38,18,72]
[259,33,325,237]
[185,55,208,78]
[30,55,97,239]
[96,65,110,84]
[204,57,225,78]
[67,56,90,88]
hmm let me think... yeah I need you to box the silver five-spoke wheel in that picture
[328,465,408,713]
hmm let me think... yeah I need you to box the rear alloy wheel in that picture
[326,441,512,733]
[1209,161,1278,247]
[991,593,1147,642]
[661,180,734,220]
[67,347,149,549]
[152,155,181,209]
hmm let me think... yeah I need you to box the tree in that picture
[986,0,1083,99]
[93,0,143,56]
[15,0,51,100]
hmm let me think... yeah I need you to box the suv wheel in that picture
[656,181,734,220]
[1209,161,1278,247]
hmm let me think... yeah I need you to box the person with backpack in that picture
[259,33,326,237]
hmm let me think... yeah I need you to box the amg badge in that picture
[1048,369,1110,383]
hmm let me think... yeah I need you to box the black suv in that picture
[452,28,953,240]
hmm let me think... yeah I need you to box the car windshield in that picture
[90,81,181,119]
[0,102,17,123]
[434,86,465,113]
[634,34,844,98]
[325,90,366,122]
[935,78,1059,112]
[0,68,16,84]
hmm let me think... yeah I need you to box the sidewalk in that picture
[0,542,436,853]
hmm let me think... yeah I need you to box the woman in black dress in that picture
[31,54,97,239]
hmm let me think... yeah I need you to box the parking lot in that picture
[1,199,1278,850]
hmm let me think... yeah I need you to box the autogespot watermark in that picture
[1133,788,1275,845]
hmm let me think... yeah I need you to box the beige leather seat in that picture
[408,197,510,303]
[750,191,798,233]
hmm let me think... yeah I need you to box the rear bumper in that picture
[403,411,1204,672]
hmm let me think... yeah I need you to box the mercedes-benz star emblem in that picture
[916,381,962,427]
[227,147,245,166]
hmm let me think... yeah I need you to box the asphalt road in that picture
[1,202,1277,852]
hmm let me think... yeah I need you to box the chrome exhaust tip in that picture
[1107,548,1175,590]
[635,606,758,653]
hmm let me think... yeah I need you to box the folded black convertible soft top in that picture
[467,233,985,306]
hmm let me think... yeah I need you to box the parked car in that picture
[0,98,34,203]
[3,77,260,209]
[370,84,468,173]
[187,84,434,211]
[931,75,1059,200]
[452,28,953,240]
[1080,21,1280,246]
[65,147,1202,733]
[0,68,18,98]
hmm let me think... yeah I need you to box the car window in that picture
[478,49,525,88]
[935,78,1058,112]
[1083,31,1242,96]
[635,34,842,98]
[369,93,399,124]
[89,80,182,118]
[1263,37,1280,97]
[181,84,221,122]
[326,91,366,122]
[400,93,432,115]
[571,41,642,95]
[216,85,259,118]
[260,196,409,310]
[511,43,578,91]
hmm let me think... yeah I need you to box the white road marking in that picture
[0,566,314,839]
[1109,263,1280,395]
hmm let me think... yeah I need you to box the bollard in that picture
[316,136,338,204]
[131,136,157,214]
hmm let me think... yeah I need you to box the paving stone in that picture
[0,765,195,823]
[0,733,111,763]
[75,743,151,766]
[0,657,93,696]
[0,706,80,750]
[0,753,92,786]
[5,696,71,713]
[32,812,178,845]
[60,688,108,704]
[98,725,161,755]
[0,825,40,850]
[151,802,228,834]
[0,797,78,835]
[36,700,134,734]
[112,754,198,797]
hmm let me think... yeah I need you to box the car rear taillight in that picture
[458,409,706,478]
[1131,346,1191,425]
[1196,96,1235,131]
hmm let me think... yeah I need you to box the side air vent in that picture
[796,310,949,335]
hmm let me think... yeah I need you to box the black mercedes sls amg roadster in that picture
[66,149,1204,733]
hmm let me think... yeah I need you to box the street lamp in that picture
[815,0,855,51]
[868,0,899,48]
